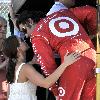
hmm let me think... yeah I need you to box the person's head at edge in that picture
[0,16,7,51]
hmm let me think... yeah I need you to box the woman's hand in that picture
[28,54,38,65]
[64,51,81,67]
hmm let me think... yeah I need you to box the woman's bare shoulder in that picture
[22,63,35,72]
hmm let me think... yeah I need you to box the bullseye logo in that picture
[49,17,79,37]
[58,87,65,96]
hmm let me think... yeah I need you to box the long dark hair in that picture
[2,35,20,84]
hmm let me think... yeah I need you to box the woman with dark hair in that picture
[9,5,47,100]
[2,35,80,100]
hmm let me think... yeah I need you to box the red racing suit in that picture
[31,9,96,100]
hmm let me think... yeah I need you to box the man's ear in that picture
[26,18,33,28]
[28,18,33,25]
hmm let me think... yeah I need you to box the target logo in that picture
[58,87,65,96]
[49,17,79,37]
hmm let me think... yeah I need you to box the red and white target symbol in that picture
[49,17,79,37]
[58,87,65,96]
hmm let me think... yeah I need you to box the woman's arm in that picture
[24,52,81,88]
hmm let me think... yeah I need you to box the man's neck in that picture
[46,1,67,16]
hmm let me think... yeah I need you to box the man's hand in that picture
[28,54,38,65]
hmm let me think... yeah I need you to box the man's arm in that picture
[70,5,97,35]
[31,37,59,96]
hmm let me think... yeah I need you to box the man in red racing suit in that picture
[16,1,96,99]
[30,8,96,99]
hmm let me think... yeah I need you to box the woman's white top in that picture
[8,63,37,100]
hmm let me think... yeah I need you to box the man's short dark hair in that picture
[16,10,46,29]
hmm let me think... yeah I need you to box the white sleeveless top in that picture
[8,63,37,100]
